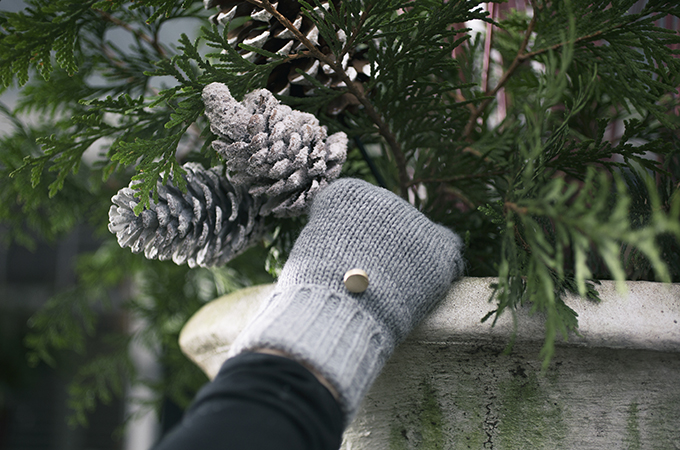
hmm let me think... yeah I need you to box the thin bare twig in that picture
[95,9,167,58]
[341,4,373,57]
[481,2,496,94]
[442,185,476,210]
[407,170,508,187]
[504,201,529,215]
[462,13,536,140]
[519,28,607,61]
[245,0,411,198]
[176,122,205,161]
[100,43,127,70]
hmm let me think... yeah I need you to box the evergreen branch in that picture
[463,4,680,138]
[493,168,678,369]
[67,343,135,427]
[245,0,411,198]
[25,286,104,368]
[358,92,410,199]
[0,1,97,85]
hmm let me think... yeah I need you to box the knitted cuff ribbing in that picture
[228,284,393,423]
[227,178,464,424]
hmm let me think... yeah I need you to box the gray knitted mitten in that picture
[228,178,464,423]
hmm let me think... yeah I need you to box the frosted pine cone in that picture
[203,82,348,217]
[108,162,264,268]
[203,0,368,114]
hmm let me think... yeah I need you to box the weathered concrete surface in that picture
[179,278,680,449]
[419,278,680,352]
[346,342,680,449]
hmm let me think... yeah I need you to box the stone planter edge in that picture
[178,277,680,380]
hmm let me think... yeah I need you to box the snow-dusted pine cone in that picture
[108,162,264,268]
[203,0,369,114]
[203,82,348,218]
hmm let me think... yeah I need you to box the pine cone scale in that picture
[203,82,347,218]
[205,0,367,112]
[108,163,264,268]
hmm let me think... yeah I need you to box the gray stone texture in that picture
[179,277,680,449]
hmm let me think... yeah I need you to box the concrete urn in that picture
[179,278,680,449]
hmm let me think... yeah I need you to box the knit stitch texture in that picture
[228,178,464,424]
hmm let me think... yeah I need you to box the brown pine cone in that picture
[203,0,368,114]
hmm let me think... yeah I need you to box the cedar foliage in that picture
[1,0,679,424]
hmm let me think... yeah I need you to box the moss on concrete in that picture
[389,425,408,450]
[448,375,487,449]
[420,382,445,450]
[648,393,680,450]
[623,402,641,450]
[495,364,566,449]
[388,381,446,450]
